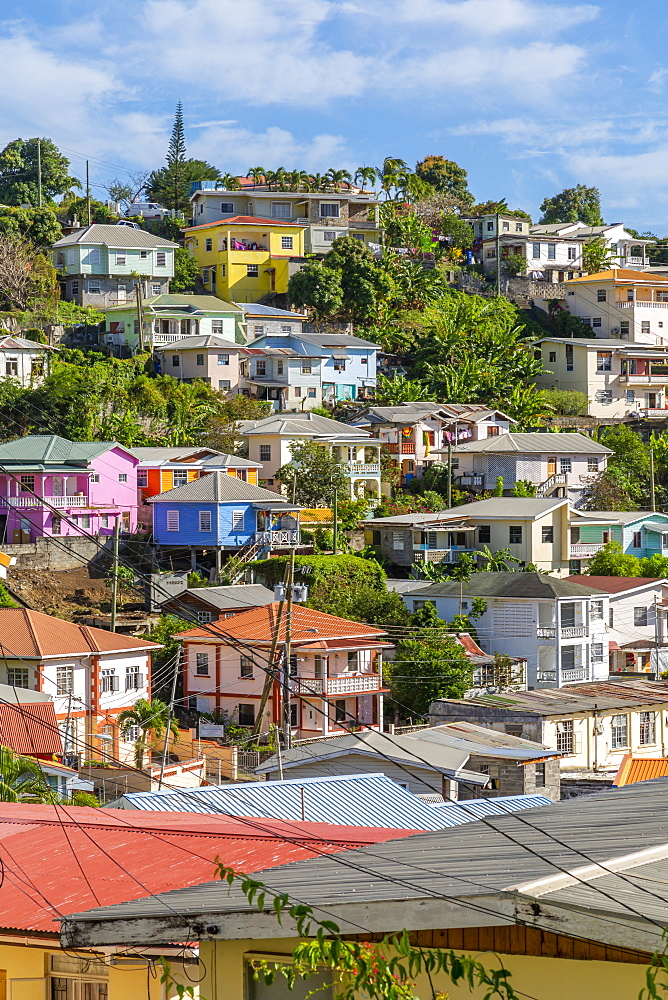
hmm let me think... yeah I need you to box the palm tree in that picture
[118,698,179,769]
[246,167,265,188]
[0,746,52,802]
[274,167,288,192]
[288,169,309,191]
[219,173,241,191]
[327,169,352,192]
[354,166,377,192]
[310,173,327,192]
[477,545,521,572]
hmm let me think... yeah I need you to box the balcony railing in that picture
[385,443,416,454]
[414,548,475,563]
[536,625,587,639]
[3,495,89,508]
[154,333,187,344]
[346,463,381,475]
[639,408,668,418]
[570,543,605,558]
[615,300,668,308]
[292,674,382,696]
[255,529,300,547]
[562,668,588,681]
[621,374,668,384]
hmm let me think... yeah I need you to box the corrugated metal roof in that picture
[0,701,62,755]
[364,497,568,527]
[566,576,665,594]
[404,723,560,761]
[54,224,179,248]
[0,609,159,658]
[613,755,668,786]
[238,412,370,439]
[452,432,612,456]
[0,336,52,352]
[154,334,240,352]
[408,572,606,601]
[433,680,668,717]
[433,795,552,817]
[539,856,668,925]
[65,780,668,927]
[149,471,291,504]
[0,803,412,934]
[176,603,387,644]
[163,584,275,612]
[106,773,548,831]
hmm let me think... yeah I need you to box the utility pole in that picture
[110,517,120,632]
[86,160,91,226]
[495,211,501,295]
[282,548,296,750]
[135,283,144,354]
[332,485,338,554]
[274,723,284,779]
[36,139,42,208]
[650,446,656,511]
[158,647,180,789]
[252,560,290,736]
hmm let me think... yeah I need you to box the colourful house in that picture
[0,434,139,543]
[570,508,668,573]
[184,215,306,303]
[100,292,244,354]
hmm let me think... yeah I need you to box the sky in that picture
[3,0,668,231]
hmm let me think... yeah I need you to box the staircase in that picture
[234,537,267,565]
[536,472,568,497]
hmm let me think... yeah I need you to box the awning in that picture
[332,352,349,359]
[251,501,302,511]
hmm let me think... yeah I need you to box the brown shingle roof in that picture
[176,602,386,644]
[0,609,159,658]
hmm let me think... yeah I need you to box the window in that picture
[568,246,577,260]
[247,264,259,277]
[281,325,292,333]
[323,231,337,242]
[487,220,494,231]
[549,351,556,363]
[592,643,604,661]
[217,353,229,366]
[115,253,126,266]
[515,222,523,233]
[632,531,642,549]
[281,236,293,250]
[220,265,226,278]
[166,510,180,531]
[125,724,140,742]
[196,353,205,366]
[535,763,546,788]
[156,252,166,267]
[151,282,161,295]
[642,320,651,335]
[587,457,599,472]
[542,526,554,543]
[301,361,312,374]
[639,710,656,745]
[219,379,231,390]
[596,352,612,371]
[71,280,79,295]
[547,243,556,260]
[634,606,648,626]
[625,389,636,404]
[590,600,604,621]
[478,525,491,543]
[125,665,142,690]
[238,703,255,726]
[596,289,607,302]
[611,714,628,749]
[232,510,244,529]
[205,238,212,251]
[90,473,100,484]
[196,610,212,624]
[620,320,630,338]
[347,650,358,671]
[592,317,602,328]
[196,652,209,675]
[7,666,28,688]
[320,203,340,217]
[138,249,148,260]
[101,669,119,693]
[335,699,346,724]
[118,473,127,483]
[271,202,292,218]
[556,719,574,753]
[240,655,254,678]
[294,387,302,397]
[137,469,148,488]
[565,345,574,371]
[392,531,405,551]
[56,666,74,696]
[532,243,541,259]
[509,526,522,544]
[502,221,510,231]
[172,470,188,487]
[253,325,264,337]
[259,444,271,461]
[199,510,212,532]
[595,389,613,404]
[79,513,91,529]
[560,458,571,473]
[19,475,34,494]
[221,201,234,213]
[663,532,668,549]
[256,360,266,376]
[51,515,62,535]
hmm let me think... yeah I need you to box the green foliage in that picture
[539,184,603,226]
[541,388,589,415]
[117,697,179,769]
[0,746,54,802]
[104,564,135,592]
[146,158,221,215]
[67,791,101,807]
[59,195,117,226]
[142,615,191,686]
[0,137,79,207]
[373,372,432,405]
[638,553,668,578]
[171,246,199,292]
[478,545,521,571]
[580,470,636,511]
[598,425,650,506]
[388,634,473,718]
[288,261,343,318]
[502,252,526,276]
[276,440,349,506]
[494,475,504,497]
[324,236,394,325]
[0,583,18,608]
[415,155,473,206]
[201,395,272,455]
[0,205,62,247]
[512,480,537,497]
[587,541,641,577]
[582,236,617,274]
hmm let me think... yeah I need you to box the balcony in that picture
[292,674,383,696]
[621,374,668,384]
[154,333,187,344]
[349,219,378,230]
[536,625,587,639]
[3,495,89,508]
[414,548,475,563]
[562,668,588,682]
[385,442,416,454]
[570,542,604,558]
[345,463,381,476]
[615,300,668,308]
[255,529,300,547]
[639,408,668,418]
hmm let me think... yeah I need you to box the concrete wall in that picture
[2,534,112,570]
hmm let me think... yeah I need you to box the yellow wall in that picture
[202,936,649,1000]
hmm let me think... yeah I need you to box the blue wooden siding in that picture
[153,501,258,547]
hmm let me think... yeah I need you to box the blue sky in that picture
[3,0,668,230]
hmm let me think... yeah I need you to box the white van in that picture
[125,202,168,220]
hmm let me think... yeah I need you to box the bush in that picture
[541,389,589,416]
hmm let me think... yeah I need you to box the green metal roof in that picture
[0,435,122,470]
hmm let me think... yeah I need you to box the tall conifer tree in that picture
[167,102,186,212]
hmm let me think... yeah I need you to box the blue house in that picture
[251,331,379,403]
[149,472,301,561]
[570,509,668,573]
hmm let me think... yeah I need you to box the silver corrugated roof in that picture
[105,772,547,831]
[433,679,668,716]
[162,584,275,611]
[451,432,612,456]
[149,471,293,504]
[154,334,240,351]
[364,497,567,527]
[53,224,179,248]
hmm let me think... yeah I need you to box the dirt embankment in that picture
[9,567,115,618]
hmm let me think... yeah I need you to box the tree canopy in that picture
[414,155,473,206]
[171,246,200,292]
[146,158,221,213]
[0,137,79,206]
[276,440,349,506]
[539,184,603,226]
[387,633,473,719]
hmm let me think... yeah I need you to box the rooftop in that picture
[53,224,179,249]
[408,571,606,601]
[149,471,293,504]
[238,411,370,439]
[175,601,388,644]
[163,583,275,612]
[566,575,667,595]
[571,268,668,284]
[103,294,242,315]
[0,434,126,470]
[0,335,53,352]
[154,333,241,352]
[237,303,307,319]
[0,608,159,658]
[364,497,568,527]
[432,679,668,716]
[405,722,560,761]
[613,755,668,787]
[186,215,305,231]
[0,701,62,755]
[451,432,611,456]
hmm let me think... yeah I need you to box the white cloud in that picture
[189,123,350,173]
[378,0,599,35]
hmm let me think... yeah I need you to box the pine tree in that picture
[167,102,186,213]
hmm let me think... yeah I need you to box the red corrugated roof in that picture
[0,702,62,755]
[566,576,663,594]
[177,602,387,644]
[0,805,417,934]
[613,754,668,786]
[0,609,159,657]
[455,633,486,656]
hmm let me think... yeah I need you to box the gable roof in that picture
[154,334,241,352]
[364,496,568,527]
[0,434,125,469]
[352,403,444,425]
[566,576,667,595]
[130,446,222,463]
[164,583,275,612]
[0,608,159,658]
[404,722,560,762]
[432,679,668,716]
[295,333,380,349]
[104,294,242,315]
[149,471,291,504]
[0,803,410,934]
[0,335,52,352]
[186,215,304,230]
[175,601,387,644]
[0,701,62,755]
[53,225,178,248]
[238,411,370,439]
[452,432,611,456]
[613,754,668,787]
[408,571,606,601]
[571,268,668,284]
[238,303,307,319]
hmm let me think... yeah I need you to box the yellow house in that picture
[185,216,306,303]
[62,782,668,1000]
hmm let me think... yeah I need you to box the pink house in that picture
[0,435,139,543]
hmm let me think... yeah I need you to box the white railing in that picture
[292,674,381,696]
[346,463,381,475]
[154,333,187,344]
[536,472,568,497]
[570,542,604,557]
[639,408,668,417]
[537,625,587,639]
[255,529,300,546]
[615,300,668,308]
[562,668,588,681]
[626,256,646,265]
[536,627,556,638]
[414,548,475,563]
[4,495,88,508]
[621,374,668,384]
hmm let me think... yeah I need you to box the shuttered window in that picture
[166,510,180,531]
[199,511,212,532]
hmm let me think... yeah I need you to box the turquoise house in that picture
[570,510,668,573]
[100,294,244,355]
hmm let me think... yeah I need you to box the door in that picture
[648,392,658,408]
[548,456,557,477]
[52,476,63,496]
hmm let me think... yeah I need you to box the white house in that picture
[560,269,668,346]
[0,335,53,386]
[399,572,610,689]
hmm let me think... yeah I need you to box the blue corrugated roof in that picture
[106,773,551,831]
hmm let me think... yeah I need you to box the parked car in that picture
[124,202,169,220]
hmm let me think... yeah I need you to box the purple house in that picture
[0,435,139,543]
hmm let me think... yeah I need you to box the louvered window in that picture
[166,510,180,531]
